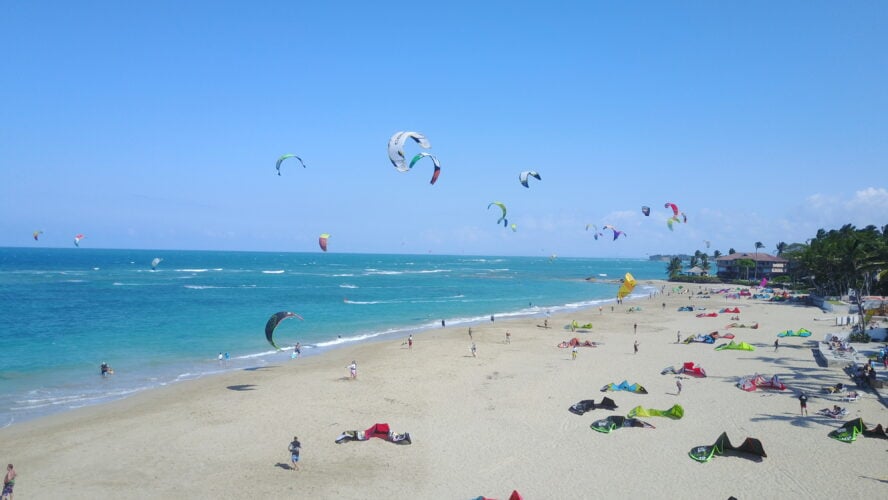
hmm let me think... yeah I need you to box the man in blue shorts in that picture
[288,436,301,471]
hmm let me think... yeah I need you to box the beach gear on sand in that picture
[689,432,766,463]
[590,415,654,433]
[600,380,647,394]
[568,397,618,415]
[627,404,684,419]
[661,362,706,377]
[828,418,888,443]
[335,423,411,445]
[715,340,755,351]
[737,374,786,392]
[473,490,524,500]
[776,328,811,337]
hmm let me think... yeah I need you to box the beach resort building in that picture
[715,252,788,280]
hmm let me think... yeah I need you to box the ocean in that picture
[0,247,665,426]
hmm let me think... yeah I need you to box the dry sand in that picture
[2,280,886,499]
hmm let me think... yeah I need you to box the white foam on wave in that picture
[339,284,358,289]
[262,270,285,274]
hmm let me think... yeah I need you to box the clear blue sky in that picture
[2,1,886,258]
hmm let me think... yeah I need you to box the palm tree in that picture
[775,242,787,256]
[712,250,722,259]
[728,248,736,255]
[700,254,711,275]
[754,242,764,280]
[666,256,683,279]
[736,258,756,281]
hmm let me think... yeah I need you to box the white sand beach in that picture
[1,281,885,499]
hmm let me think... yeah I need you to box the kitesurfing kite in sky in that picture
[488,202,508,227]
[641,206,650,216]
[518,170,541,188]
[74,234,84,247]
[33,230,43,241]
[586,224,603,240]
[151,257,163,270]
[319,233,330,252]
[603,225,626,240]
[617,273,636,299]
[275,154,306,176]
[265,311,304,350]
[408,152,441,185]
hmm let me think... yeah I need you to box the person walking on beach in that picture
[347,360,357,379]
[676,379,682,395]
[633,340,639,354]
[798,392,808,416]
[441,319,446,328]
[634,323,637,335]
[505,331,511,344]
[294,343,302,358]
[468,327,473,340]
[490,314,495,323]
[2,464,15,500]
[407,335,413,349]
[471,343,477,357]
[288,436,301,471]
[571,346,578,360]
[774,339,779,352]
[677,331,681,343]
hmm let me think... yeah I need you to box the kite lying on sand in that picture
[335,423,411,445]
[828,418,888,443]
[590,416,654,433]
[777,328,811,337]
[715,340,755,351]
[601,380,647,394]
[689,432,766,463]
[568,397,618,415]
[627,404,684,419]
[737,374,786,392]
[661,362,707,377]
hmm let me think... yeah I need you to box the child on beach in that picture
[2,464,15,500]
[505,331,511,344]
[571,346,578,360]
[348,361,357,379]
[471,343,477,357]
[676,379,682,395]
[408,335,413,349]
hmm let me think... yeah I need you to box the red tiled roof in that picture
[715,252,788,263]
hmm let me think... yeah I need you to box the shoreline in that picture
[2,280,885,498]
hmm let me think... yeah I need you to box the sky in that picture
[1,1,886,258]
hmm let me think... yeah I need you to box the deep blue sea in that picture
[0,247,665,426]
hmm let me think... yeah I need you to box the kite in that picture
[585,224,603,240]
[776,328,811,338]
[665,202,683,230]
[666,217,680,231]
[33,230,43,241]
[265,311,304,350]
[828,418,888,443]
[510,223,517,232]
[665,202,680,218]
[737,374,785,391]
[600,380,647,394]
[603,225,626,240]
[74,234,84,247]
[408,153,442,185]
[318,233,330,252]
[641,206,650,216]
[704,240,711,248]
[661,362,707,377]
[715,340,755,351]
[388,131,431,172]
[689,432,766,463]
[335,423,412,445]
[151,257,163,270]
[627,404,684,419]
[568,397,618,416]
[616,273,636,300]
[275,154,306,175]
[487,202,507,227]
[590,416,654,433]
[518,170,541,188]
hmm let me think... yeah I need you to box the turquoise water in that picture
[0,247,665,426]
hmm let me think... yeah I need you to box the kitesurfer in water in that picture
[100,362,113,376]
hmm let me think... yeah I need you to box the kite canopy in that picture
[33,230,43,241]
[335,423,412,445]
[487,201,507,226]
[590,416,654,433]
[388,131,431,172]
[600,380,647,394]
[74,234,84,247]
[627,404,684,419]
[265,311,304,350]
[275,154,306,175]
[828,418,888,443]
[641,206,650,216]
[715,340,755,351]
[585,224,603,240]
[689,432,766,463]
[318,233,330,252]
[151,257,163,270]
[408,152,442,185]
[518,170,541,188]
[603,225,626,240]
[617,273,636,300]
[568,397,618,415]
